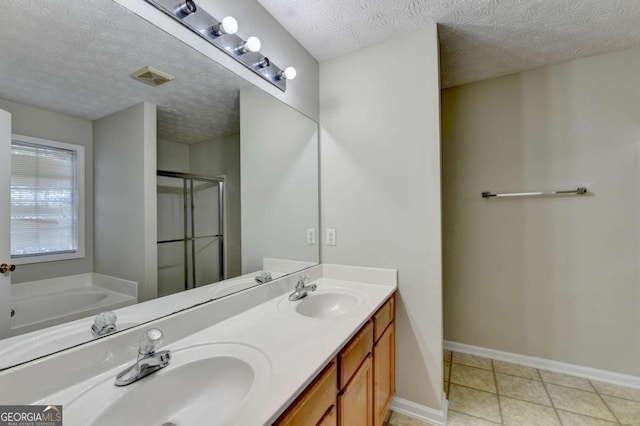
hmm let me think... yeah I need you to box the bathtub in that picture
[10,273,138,336]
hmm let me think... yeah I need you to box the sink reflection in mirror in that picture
[61,343,271,426]
[0,0,318,370]
[0,314,158,368]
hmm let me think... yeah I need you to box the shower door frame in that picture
[157,170,225,290]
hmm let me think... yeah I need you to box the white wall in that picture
[157,138,190,173]
[116,0,319,121]
[240,86,319,274]
[442,47,640,375]
[0,98,94,284]
[319,25,443,411]
[94,102,157,302]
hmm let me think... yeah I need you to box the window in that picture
[10,134,85,264]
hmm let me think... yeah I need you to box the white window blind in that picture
[11,138,81,259]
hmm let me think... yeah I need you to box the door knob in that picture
[0,264,15,274]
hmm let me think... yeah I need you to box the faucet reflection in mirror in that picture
[255,271,272,284]
[90,312,117,338]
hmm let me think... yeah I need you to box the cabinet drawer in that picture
[340,321,373,388]
[373,296,394,343]
[278,361,338,426]
[318,405,336,426]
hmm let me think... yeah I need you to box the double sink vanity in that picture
[0,264,396,425]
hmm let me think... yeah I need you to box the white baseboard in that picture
[445,340,640,390]
[390,394,448,426]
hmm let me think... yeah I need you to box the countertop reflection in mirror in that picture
[0,0,318,370]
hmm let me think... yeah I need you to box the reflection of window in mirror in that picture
[10,134,85,264]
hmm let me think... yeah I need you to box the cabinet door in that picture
[373,322,395,426]
[339,355,373,426]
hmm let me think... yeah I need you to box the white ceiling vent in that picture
[131,66,174,87]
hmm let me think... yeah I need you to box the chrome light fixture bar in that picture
[145,0,293,92]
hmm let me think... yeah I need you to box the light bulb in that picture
[239,36,261,54]
[174,0,197,16]
[211,16,238,36]
[279,66,297,80]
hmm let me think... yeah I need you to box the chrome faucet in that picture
[255,270,272,284]
[115,328,171,386]
[91,311,117,338]
[288,274,316,301]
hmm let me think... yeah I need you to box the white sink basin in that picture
[296,292,360,317]
[65,343,270,426]
[280,288,366,318]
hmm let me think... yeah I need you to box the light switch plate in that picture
[326,228,337,246]
[306,228,316,245]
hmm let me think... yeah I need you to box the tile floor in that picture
[385,351,640,425]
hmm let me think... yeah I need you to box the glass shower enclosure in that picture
[157,171,225,297]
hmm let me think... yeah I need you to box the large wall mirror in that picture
[0,0,319,369]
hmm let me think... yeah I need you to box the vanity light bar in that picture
[145,0,293,92]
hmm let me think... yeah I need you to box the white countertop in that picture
[35,266,396,425]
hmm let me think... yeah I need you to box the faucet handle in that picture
[296,274,309,288]
[91,311,117,337]
[255,270,272,284]
[139,328,163,356]
[94,311,117,328]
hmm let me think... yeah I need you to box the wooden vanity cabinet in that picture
[277,361,338,426]
[275,294,395,426]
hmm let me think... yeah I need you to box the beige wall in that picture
[0,98,94,284]
[94,102,157,302]
[320,25,443,411]
[157,138,189,173]
[442,47,640,375]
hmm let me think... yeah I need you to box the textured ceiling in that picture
[0,0,246,144]
[257,0,640,88]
